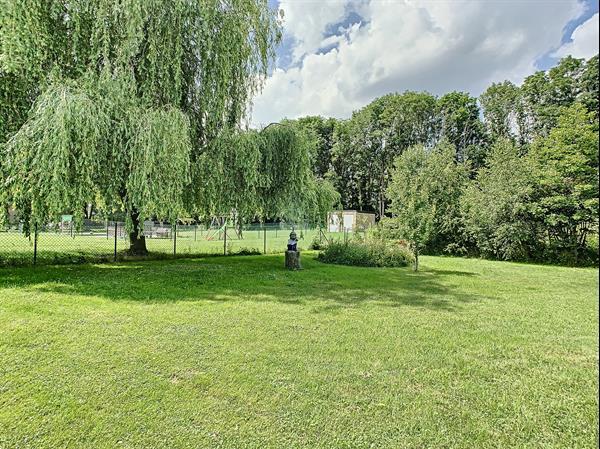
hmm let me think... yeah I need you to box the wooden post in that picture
[285,250,301,270]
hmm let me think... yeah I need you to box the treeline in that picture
[288,55,599,265]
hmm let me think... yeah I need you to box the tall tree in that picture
[462,139,540,260]
[521,55,586,141]
[330,91,439,216]
[529,103,599,264]
[579,55,599,118]
[479,81,526,144]
[437,91,487,166]
[1,0,281,254]
[293,116,338,179]
[386,141,467,270]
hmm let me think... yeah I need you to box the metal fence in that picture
[0,220,351,267]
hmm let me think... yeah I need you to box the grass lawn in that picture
[0,228,335,266]
[0,254,598,448]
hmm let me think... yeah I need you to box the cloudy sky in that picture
[251,0,599,126]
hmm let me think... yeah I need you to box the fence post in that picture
[114,221,118,261]
[263,224,267,254]
[33,224,38,266]
[223,224,227,255]
[173,222,177,256]
[106,219,109,239]
[194,225,197,241]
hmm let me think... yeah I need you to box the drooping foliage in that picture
[193,122,338,226]
[0,0,282,244]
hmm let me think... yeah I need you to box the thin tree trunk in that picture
[413,243,419,271]
[128,210,148,256]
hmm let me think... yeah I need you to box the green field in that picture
[0,254,598,448]
[0,227,338,265]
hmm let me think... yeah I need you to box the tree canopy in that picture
[281,53,598,265]
[1,0,295,253]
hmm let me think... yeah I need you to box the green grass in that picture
[0,254,597,448]
[0,228,336,266]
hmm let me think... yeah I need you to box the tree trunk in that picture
[128,210,148,256]
[413,244,419,271]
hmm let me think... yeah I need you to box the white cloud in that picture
[278,0,350,62]
[554,13,599,60]
[252,0,585,126]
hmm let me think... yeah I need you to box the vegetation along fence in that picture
[0,219,355,267]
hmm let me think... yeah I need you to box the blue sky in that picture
[537,0,598,69]
[253,0,599,125]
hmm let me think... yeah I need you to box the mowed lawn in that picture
[0,254,597,449]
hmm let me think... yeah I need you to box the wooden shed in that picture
[328,210,376,232]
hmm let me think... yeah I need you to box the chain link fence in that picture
[0,219,352,267]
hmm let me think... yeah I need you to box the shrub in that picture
[309,235,327,250]
[366,217,404,241]
[317,240,412,267]
[234,247,262,256]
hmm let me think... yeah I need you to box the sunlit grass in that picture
[0,254,597,448]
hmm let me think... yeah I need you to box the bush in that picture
[233,247,262,256]
[366,217,404,241]
[309,235,327,250]
[317,240,412,267]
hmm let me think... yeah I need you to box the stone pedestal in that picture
[285,250,301,270]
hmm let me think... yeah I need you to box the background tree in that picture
[328,119,363,210]
[1,0,281,254]
[462,139,540,260]
[479,81,526,144]
[293,116,338,180]
[437,91,487,166]
[579,55,599,118]
[528,104,599,264]
[520,56,588,141]
[329,91,438,215]
[386,142,467,270]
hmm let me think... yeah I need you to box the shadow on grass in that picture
[0,254,489,312]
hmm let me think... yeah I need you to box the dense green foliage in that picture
[0,1,339,254]
[462,139,539,260]
[529,104,599,264]
[285,54,599,265]
[386,141,468,269]
[317,239,412,267]
[1,255,597,448]
[1,1,313,248]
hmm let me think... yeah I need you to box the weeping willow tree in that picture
[0,0,281,254]
[194,122,340,228]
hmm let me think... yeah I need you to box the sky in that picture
[250,0,599,126]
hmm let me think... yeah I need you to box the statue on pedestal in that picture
[285,230,301,270]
